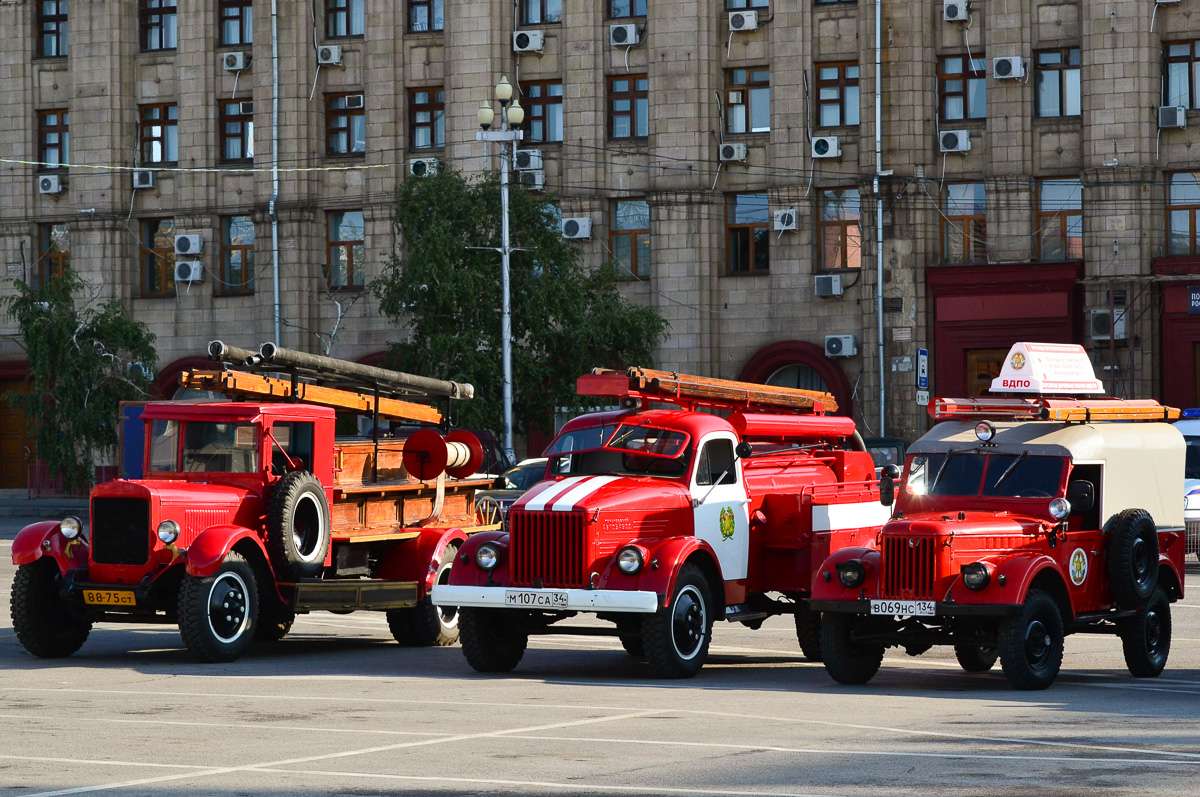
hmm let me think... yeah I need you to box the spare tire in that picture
[1107,508,1158,607]
[267,470,331,579]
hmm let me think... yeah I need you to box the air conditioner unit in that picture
[409,157,438,177]
[939,129,971,153]
[239,101,254,115]
[223,51,250,71]
[344,94,364,109]
[1091,309,1128,341]
[173,260,204,283]
[992,56,1025,80]
[561,217,592,239]
[174,234,204,256]
[37,174,63,195]
[811,136,841,159]
[814,274,844,298]
[317,45,343,65]
[132,169,155,189]
[1159,105,1187,129]
[515,149,543,170]
[719,142,747,162]
[728,10,758,31]
[519,170,546,190]
[943,0,969,21]
[773,208,798,231]
[513,30,545,53]
[825,334,858,358]
[610,23,640,46]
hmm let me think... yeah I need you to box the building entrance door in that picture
[0,378,34,488]
[966,349,1007,397]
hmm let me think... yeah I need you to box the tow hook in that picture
[589,572,599,590]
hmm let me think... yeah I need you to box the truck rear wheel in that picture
[819,613,884,685]
[267,470,331,580]
[794,609,823,662]
[458,607,528,672]
[10,560,91,659]
[1106,509,1158,607]
[387,546,460,647]
[178,551,258,663]
[1121,587,1171,678]
[641,563,713,679]
[954,644,999,672]
[999,589,1063,690]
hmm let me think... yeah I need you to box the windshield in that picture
[907,453,1065,499]
[547,423,692,479]
[504,461,547,490]
[149,419,260,473]
[1186,436,1200,480]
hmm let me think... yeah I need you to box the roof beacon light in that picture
[1180,408,1200,419]
[990,342,1104,395]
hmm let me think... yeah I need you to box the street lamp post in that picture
[477,77,524,466]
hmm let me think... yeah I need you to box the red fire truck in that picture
[810,343,1187,690]
[433,368,891,678]
[9,343,498,663]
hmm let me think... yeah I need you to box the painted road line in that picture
[0,712,446,737]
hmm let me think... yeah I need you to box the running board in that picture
[285,580,419,612]
[724,603,769,623]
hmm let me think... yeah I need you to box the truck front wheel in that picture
[178,551,259,663]
[819,613,884,685]
[1120,587,1171,678]
[458,607,528,672]
[387,546,460,647]
[10,560,91,658]
[998,589,1064,690]
[641,563,714,679]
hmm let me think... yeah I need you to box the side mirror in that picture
[879,464,900,507]
[1066,480,1094,513]
[735,442,753,459]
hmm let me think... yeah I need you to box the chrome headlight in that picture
[475,542,501,571]
[1048,497,1071,520]
[836,560,866,589]
[157,520,180,544]
[617,546,644,575]
[974,421,996,443]
[60,516,82,540]
[961,562,991,591]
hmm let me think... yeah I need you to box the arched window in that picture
[766,363,829,393]
[740,341,853,416]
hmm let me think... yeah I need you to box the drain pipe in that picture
[874,0,886,437]
[270,0,281,345]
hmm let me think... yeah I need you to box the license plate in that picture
[870,599,935,617]
[83,589,136,607]
[504,589,568,609]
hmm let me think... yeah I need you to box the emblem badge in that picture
[1068,548,1088,586]
[1010,352,1026,370]
[719,506,736,541]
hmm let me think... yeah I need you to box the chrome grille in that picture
[91,497,151,566]
[509,510,587,588]
[1186,519,1200,556]
[880,535,938,600]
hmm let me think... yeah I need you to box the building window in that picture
[327,211,365,289]
[38,110,69,171]
[818,188,862,270]
[521,0,562,24]
[1168,172,1200,255]
[611,199,650,278]
[140,0,178,51]
[815,0,855,4]
[409,88,445,149]
[327,94,366,155]
[37,1,68,58]
[219,100,254,162]
[817,62,860,127]
[1035,47,1081,118]
[219,215,255,294]
[409,0,444,32]
[609,75,648,139]
[1164,41,1200,108]
[141,218,176,298]
[38,223,69,285]
[522,81,563,143]
[727,0,768,7]
[1037,178,1082,261]
[140,104,178,165]
[939,55,986,120]
[727,193,769,274]
[326,0,364,38]
[610,0,646,17]
[942,182,987,263]
[726,68,770,134]
[218,0,253,46]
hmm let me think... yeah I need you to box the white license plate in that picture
[870,599,935,617]
[504,589,568,609]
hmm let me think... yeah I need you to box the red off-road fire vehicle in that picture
[810,343,1187,690]
[433,368,892,678]
[9,343,498,662]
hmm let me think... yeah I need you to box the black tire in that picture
[1121,587,1172,678]
[458,607,528,672]
[10,560,91,658]
[619,634,645,657]
[1107,508,1159,607]
[254,602,295,642]
[954,644,999,672]
[266,470,331,579]
[387,546,460,647]
[999,589,1064,690]
[794,609,823,662]
[819,612,884,685]
[641,563,714,679]
[178,551,258,663]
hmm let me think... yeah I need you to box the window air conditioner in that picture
[317,45,343,65]
[515,149,543,170]
[132,169,155,189]
[239,101,254,115]
[174,261,204,283]
[1159,106,1187,129]
[993,56,1025,80]
[174,234,203,256]
[773,208,798,231]
[37,174,64,195]
[610,24,640,46]
[815,274,844,298]
[223,51,250,71]
[939,130,971,153]
[719,142,747,162]
[1090,309,1128,341]
[943,0,968,21]
[561,218,592,239]
[811,136,841,159]
[513,30,545,53]
[345,94,364,109]
[409,158,438,177]
[519,170,546,190]
[825,334,858,357]
[728,11,758,31]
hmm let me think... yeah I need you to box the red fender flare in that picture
[11,520,90,574]
[445,531,509,587]
[597,536,723,607]
[377,527,469,599]
[186,524,269,577]
[810,546,879,601]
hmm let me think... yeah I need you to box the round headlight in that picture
[836,559,866,589]
[1048,497,1071,520]
[475,542,501,571]
[157,520,180,544]
[975,421,996,443]
[617,546,644,575]
[60,516,82,540]
[960,562,991,591]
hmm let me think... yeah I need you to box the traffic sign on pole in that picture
[916,348,929,390]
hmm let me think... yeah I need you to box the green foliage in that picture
[1,270,157,490]
[373,164,667,438]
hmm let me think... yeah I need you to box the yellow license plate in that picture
[82,589,136,606]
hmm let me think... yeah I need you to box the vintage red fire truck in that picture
[9,343,498,662]
[433,368,892,678]
[810,343,1187,690]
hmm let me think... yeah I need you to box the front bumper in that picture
[809,599,1023,618]
[432,584,660,614]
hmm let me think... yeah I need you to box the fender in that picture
[810,546,879,601]
[377,526,469,598]
[11,520,89,573]
[186,524,268,577]
[446,531,509,587]
[986,554,1069,610]
[599,536,722,605]
[1156,551,1186,600]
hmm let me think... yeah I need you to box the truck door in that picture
[691,434,750,580]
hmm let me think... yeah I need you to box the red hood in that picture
[514,474,692,516]
[884,510,1046,538]
[93,478,257,545]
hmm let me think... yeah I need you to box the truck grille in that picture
[880,535,938,600]
[509,511,587,588]
[91,497,151,566]
[1187,519,1200,556]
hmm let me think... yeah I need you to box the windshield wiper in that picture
[930,451,957,493]
[992,451,1028,490]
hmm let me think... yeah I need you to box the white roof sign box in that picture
[990,342,1104,395]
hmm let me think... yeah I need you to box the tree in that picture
[1,270,157,491]
[373,165,668,439]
